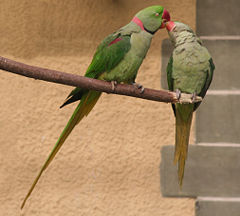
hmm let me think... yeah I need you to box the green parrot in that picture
[166,21,214,186]
[21,5,170,208]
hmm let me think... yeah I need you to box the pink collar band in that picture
[132,16,145,31]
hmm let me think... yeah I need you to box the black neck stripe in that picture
[144,27,156,35]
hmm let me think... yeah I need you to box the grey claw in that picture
[133,82,144,94]
[111,81,117,91]
[176,89,181,100]
[191,92,197,102]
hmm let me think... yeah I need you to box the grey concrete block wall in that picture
[200,40,240,90]
[196,95,240,143]
[195,198,240,216]
[161,145,240,197]
[197,0,240,36]
[161,39,240,90]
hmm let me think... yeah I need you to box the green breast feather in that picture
[167,44,214,111]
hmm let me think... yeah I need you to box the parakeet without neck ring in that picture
[166,21,214,186]
[21,5,170,208]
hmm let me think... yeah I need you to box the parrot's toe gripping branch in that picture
[191,92,197,102]
[175,91,202,104]
[132,82,145,94]
[111,81,118,91]
[176,89,181,101]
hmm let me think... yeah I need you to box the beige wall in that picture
[0,0,196,215]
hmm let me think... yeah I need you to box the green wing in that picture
[166,55,176,115]
[85,33,131,77]
[166,55,174,91]
[198,58,214,98]
[60,33,131,108]
[194,58,215,110]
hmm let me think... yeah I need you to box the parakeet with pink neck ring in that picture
[21,5,170,209]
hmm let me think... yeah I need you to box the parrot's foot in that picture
[176,89,181,100]
[191,92,197,102]
[111,81,118,91]
[132,82,144,93]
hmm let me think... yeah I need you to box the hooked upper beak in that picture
[160,9,171,29]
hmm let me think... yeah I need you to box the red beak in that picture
[160,9,171,29]
[166,21,176,32]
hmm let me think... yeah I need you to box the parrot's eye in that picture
[155,13,159,16]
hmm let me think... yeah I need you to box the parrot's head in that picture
[166,21,196,44]
[133,6,170,34]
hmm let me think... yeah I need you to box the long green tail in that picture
[21,90,101,209]
[174,104,193,187]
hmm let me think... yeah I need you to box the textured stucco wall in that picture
[0,0,196,215]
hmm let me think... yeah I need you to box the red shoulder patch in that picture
[108,37,122,46]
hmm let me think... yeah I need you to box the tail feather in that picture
[21,90,101,209]
[174,104,193,187]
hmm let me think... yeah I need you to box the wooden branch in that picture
[0,56,202,104]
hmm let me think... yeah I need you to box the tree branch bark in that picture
[0,56,201,104]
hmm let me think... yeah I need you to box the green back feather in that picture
[86,34,131,77]
[61,33,131,107]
